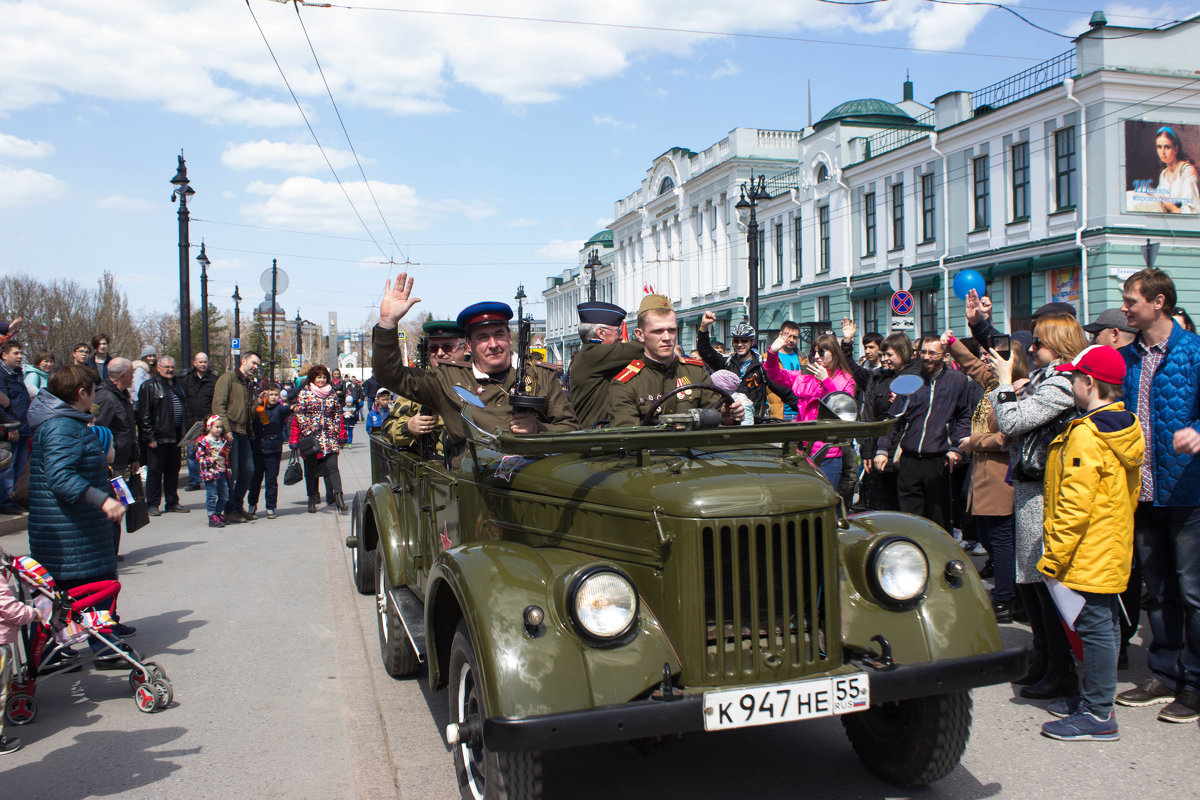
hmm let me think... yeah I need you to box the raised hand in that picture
[841,317,857,342]
[769,333,789,354]
[378,273,421,330]
[700,311,717,331]
[965,289,982,325]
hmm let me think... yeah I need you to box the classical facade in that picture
[545,14,1200,362]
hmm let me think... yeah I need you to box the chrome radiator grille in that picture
[698,514,833,682]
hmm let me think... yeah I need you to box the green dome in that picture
[585,230,614,248]
[816,98,916,130]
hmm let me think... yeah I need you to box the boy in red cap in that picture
[1037,345,1144,741]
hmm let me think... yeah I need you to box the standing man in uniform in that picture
[610,295,743,427]
[372,274,578,453]
[566,301,643,429]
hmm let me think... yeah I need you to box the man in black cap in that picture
[609,295,743,427]
[1085,308,1138,349]
[382,320,467,453]
[372,274,578,452]
[566,301,643,428]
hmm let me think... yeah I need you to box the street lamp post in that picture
[734,172,769,335]
[584,248,601,302]
[232,284,242,369]
[269,258,278,382]
[295,310,303,369]
[170,152,196,367]
[196,241,211,356]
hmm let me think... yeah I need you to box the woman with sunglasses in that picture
[988,313,1089,700]
[765,332,856,486]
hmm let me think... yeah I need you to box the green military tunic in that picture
[566,340,645,428]
[372,325,579,445]
[609,355,722,427]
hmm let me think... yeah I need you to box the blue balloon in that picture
[952,269,985,301]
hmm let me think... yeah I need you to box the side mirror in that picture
[453,385,498,448]
[887,373,924,417]
[454,385,485,409]
[816,391,857,422]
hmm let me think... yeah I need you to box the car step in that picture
[386,585,427,663]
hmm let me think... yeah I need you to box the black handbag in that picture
[298,435,320,458]
[283,452,304,485]
[1013,406,1076,482]
[125,472,151,533]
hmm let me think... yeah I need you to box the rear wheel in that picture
[376,554,420,677]
[448,621,543,800]
[841,691,972,788]
[351,493,377,595]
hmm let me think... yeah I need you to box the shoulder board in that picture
[614,360,645,383]
[680,357,706,367]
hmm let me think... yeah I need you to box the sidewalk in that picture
[0,443,396,799]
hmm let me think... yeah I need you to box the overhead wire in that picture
[243,0,393,262]
[290,0,410,266]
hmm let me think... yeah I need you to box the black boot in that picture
[308,496,318,513]
[1019,667,1077,700]
[334,492,347,513]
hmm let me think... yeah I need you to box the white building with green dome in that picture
[544,13,1200,363]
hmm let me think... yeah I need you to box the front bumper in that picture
[483,645,1030,752]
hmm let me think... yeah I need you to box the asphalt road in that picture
[2,440,1198,799]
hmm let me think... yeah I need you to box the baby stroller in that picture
[0,549,174,724]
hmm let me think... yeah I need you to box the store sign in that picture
[1049,267,1081,305]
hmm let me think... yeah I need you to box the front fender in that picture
[425,542,680,720]
[839,512,1003,665]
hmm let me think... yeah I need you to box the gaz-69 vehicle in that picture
[347,382,1027,800]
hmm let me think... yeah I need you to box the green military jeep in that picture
[347,390,1026,800]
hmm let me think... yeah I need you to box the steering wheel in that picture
[640,382,737,426]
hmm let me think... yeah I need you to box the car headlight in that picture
[868,537,929,608]
[569,568,638,642]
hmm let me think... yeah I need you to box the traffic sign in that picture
[230,338,241,349]
[891,317,915,331]
[888,268,912,293]
[891,290,914,316]
[291,357,301,367]
[397,331,406,340]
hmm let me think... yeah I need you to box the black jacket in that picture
[137,375,186,446]
[695,329,798,421]
[180,368,217,429]
[877,365,973,457]
[252,402,291,455]
[93,378,137,468]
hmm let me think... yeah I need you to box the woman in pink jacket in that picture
[764,331,856,485]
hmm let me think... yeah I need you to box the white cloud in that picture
[222,190,236,199]
[506,218,538,228]
[0,165,65,208]
[534,239,586,262]
[593,114,636,131]
[0,2,995,119]
[708,59,741,79]
[221,140,367,173]
[95,194,154,212]
[241,176,496,233]
[0,133,54,159]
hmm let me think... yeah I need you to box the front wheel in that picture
[448,621,543,800]
[376,554,420,677]
[841,691,972,788]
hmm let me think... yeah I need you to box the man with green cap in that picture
[566,301,643,428]
[372,274,578,453]
[382,319,466,454]
[609,294,744,427]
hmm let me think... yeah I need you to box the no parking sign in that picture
[890,290,914,316]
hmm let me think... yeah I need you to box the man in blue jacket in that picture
[1115,268,1200,724]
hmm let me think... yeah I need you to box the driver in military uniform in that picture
[565,300,643,428]
[382,319,466,453]
[609,294,744,427]
[372,273,579,449]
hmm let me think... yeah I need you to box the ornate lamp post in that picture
[584,248,601,302]
[232,284,242,369]
[196,241,211,356]
[295,309,303,366]
[170,153,196,367]
[734,172,770,333]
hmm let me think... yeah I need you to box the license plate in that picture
[702,673,870,731]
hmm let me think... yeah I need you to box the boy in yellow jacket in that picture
[1037,345,1144,741]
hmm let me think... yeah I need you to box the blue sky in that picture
[2,0,1195,331]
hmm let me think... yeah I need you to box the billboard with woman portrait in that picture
[1125,120,1199,215]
